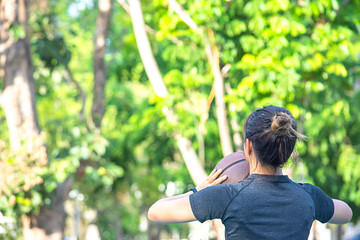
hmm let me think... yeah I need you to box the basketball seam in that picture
[221,159,246,173]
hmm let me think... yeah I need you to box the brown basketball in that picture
[215,151,250,184]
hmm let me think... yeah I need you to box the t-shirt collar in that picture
[246,173,290,183]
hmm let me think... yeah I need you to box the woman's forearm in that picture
[147,169,226,224]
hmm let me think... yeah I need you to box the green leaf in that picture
[9,24,26,40]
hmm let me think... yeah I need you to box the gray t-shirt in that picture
[189,174,334,240]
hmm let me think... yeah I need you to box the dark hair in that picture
[244,105,305,168]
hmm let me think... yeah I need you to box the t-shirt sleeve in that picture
[189,184,234,223]
[304,184,335,223]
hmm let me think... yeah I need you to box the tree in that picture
[0,0,70,239]
[92,0,113,127]
[0,0,124,238]
[168,0,233,156]
[126,0,207,189]
[1,0,359,239]
[127,0,360,226]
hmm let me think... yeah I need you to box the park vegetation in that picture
[0,0,359,239]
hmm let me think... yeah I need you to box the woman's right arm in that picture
[147,169,227,224]
[328,199,352,224]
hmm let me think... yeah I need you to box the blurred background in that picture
[0,0,359,239]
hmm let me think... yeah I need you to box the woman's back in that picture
[190,174,334,240]
[148,105,352,238]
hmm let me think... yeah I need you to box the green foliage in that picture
[2,0,360,238]
[9,24,26,40]
[146,0,360,222]
[33,36,71,70]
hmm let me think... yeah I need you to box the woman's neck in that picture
[251,166,283,175]
[247,155,283,175]
[244,143,283,175]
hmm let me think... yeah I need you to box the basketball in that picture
[215,151,250,184]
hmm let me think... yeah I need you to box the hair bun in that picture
[271,112,292,136]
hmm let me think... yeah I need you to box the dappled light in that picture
[0,0,359,239]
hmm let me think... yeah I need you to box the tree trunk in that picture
[205,41,233,156]
[92,0,113,128]
[22,178,72,240]
[147,221,161,240]
[225,83,243,152]
[128,0,207,184]
[169,0,234,157]
[174,130,207,185]
[65,65,86,120]
[128,0,168,98]
[127,0,207,183]
[0,0,39,151]
[336,225,343,240]
[0,0,69,239]
[166,3,232,238]
[127,1,226,239]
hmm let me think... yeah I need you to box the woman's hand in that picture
[147,169,227,223]
[195,169,228,191]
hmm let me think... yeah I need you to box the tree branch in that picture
[118,0,157,35]
[168,0,234,156]
[117,0,130,13]
[199,64,230,134]
[123,0,207,187]
[127,0,168,97]
[205,33,233,156]
[118,0,183,41]
[168,0,198,31]
[221,63,231,77]
[0,91,3,108]
[65,65,86,121]
[225,83,243,152]
[162,106,207,185]
[200,85,215,134]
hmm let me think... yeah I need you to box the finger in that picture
[212,175,228,185]
[206,169,217,181]
[209,169,223,182]
[209,168,216,176]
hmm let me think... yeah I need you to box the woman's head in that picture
[244,105,305,168]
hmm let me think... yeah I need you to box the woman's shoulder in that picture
[295,182,331,201]
[296,182,322,192]
[295,182,335,223]
[200,179,251,197]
